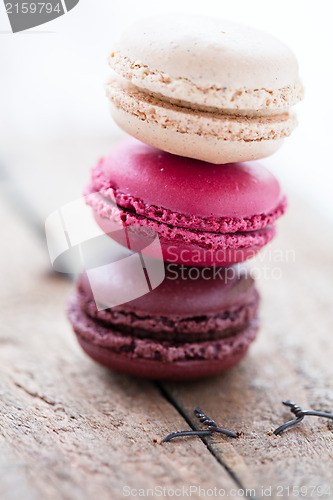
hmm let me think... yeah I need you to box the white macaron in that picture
[107,15,303,164]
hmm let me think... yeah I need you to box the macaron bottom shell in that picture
[110,104,285,165]
[69,297,259,381]
[93,211,277,267]
[76,334,255,381]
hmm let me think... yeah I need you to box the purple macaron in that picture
[67,247,259,380]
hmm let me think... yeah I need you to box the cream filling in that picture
[106,76,297,142]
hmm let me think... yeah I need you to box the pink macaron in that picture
[86,139,286,266]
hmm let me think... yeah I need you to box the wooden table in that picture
[1,136,332,500]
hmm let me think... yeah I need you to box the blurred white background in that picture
[0,0,332,220]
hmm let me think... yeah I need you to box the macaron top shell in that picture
[109,14,303,113]
[79,247,256,317]
[91,139,282,219]
[113,15,298,89]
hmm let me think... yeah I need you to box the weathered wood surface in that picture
[1,136,333,500]
[162,200,333,497]
[0,191,240,499]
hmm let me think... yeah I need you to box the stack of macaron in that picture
[68,15,303,380]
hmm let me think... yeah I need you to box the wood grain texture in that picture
[1,136,333,499]
[162,202,333,498]
[0,189,240,500]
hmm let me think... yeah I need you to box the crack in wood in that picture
[157,382,258,500]
[13,382,57,407]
